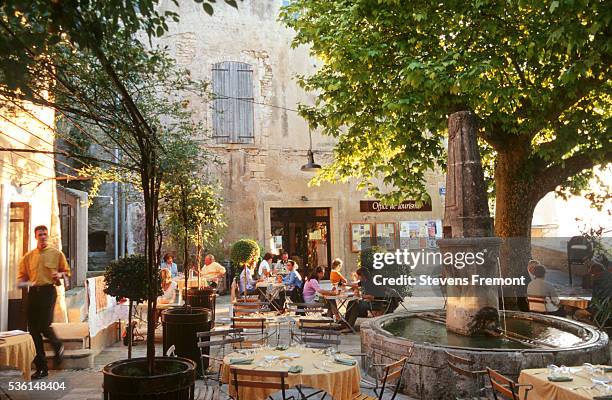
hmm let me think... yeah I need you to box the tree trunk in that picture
[127,300,133,359]
[494,146,537,310]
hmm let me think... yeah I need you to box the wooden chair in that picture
[232,302,269,316]
[487,368,533,400]
[229,368,294,400]
[301,328,341,350]
[231,317,271,348]
[291,317,336,344]
[353,357,408,400]
[444,351,488,398]
[527,296,548,313]
[288,302,326,316]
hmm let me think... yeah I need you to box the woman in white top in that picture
[258,253,273,278]
[158,268,177,304]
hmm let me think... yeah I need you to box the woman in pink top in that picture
[302,266,337,303]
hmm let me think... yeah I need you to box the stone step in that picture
[43,322,90,351]
[45,349,94,370]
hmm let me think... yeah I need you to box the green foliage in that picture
[230,239,261,269]
[160,176,226,258]
[104,255,161,303]
[359,245,411,297]
[280,0,611,211]
[0,0,241,93]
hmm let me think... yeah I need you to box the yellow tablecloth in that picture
[0,333,35,380]
[519,366,612,400]
[174,278,207,291]
[222,347,360,400]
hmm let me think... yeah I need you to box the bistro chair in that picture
[232,302,270,316]
[292,318,339,347]
[197,329,245,397]
[351,343,412,391]
[527,296,548,313]
[352,356,409,400]
[487,368,533,400]
[444,350,488,398]
[288,302,326,316]
[229,368,294,400]
[231,317,273,348]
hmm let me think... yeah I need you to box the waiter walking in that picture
[17,225,67,379]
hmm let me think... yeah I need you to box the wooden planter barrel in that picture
[102,357,196,400]
[161,307,212,375]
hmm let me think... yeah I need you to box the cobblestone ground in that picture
[1,295,447,400]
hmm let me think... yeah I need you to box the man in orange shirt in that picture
[17,225,69,379]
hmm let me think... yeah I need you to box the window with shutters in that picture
[211,61,255,144]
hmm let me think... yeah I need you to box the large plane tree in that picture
[280,0,611,292]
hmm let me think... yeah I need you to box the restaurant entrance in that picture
[270,208,332,278]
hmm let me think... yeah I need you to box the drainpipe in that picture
[113,149,119,260]
[120,182,126,257]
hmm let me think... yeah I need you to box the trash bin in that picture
[184,287,216,328]
[161,306,212,375]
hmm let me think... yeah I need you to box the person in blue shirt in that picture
[160,253,178,278]
[282,260,302,302]
[238,264,258,295]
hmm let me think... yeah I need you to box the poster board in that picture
[350,223,373,252]
[399,220,443,249]
[375,222,396,250]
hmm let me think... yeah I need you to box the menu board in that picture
[375,222,396,250]
[350,223,373,252]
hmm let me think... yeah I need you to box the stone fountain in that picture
[360,111,609,399]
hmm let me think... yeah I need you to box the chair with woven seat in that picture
[229,368,294,400]
[487,368,533,400]
[444,350,488,398]
[352,357,408,400]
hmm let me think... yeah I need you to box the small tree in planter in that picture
[230,239,260,298]
[161,175,225,296]
[104,255,161,359]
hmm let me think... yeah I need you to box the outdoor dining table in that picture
[221,345,360,400]
[256,280,286,312]
[0,331,36,380]
[174,277,207,291]
[321,291,360,333]
[519,366,612,400]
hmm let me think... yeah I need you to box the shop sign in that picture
[359,200,432,212]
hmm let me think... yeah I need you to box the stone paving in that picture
[1,295,446,400]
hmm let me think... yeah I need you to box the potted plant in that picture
[230,239,261,299]
[104,255,161,359]
[160,175,225,312]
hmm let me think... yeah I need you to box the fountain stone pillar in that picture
[438,111,501,336]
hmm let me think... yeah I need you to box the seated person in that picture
[575,260,612,324]
[160,253,178,278]
[282,260,303,303]
[238,263,259,296]
[158,268,177,304]
[330,258,348,286]
[258,253,274,278]
[526,264,564,316]
[202,254,226,288]
[345,268,399,327]
[302,266,337,303]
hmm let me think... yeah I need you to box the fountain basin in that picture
[361,311,609,399]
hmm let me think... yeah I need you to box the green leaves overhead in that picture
[280,0,611,207]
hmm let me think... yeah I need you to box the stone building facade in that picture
[151,0,445,275]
